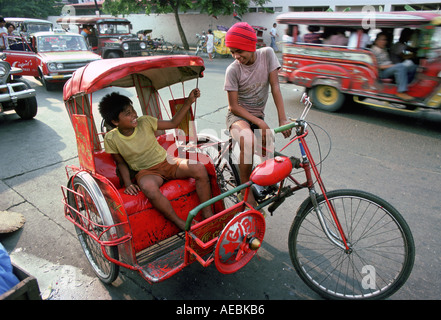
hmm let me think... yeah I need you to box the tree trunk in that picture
[172,4,189,50]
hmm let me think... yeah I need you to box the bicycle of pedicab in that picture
[194,93,415,299]
[61,56,414,300]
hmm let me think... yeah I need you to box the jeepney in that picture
[277,11,441,113]
[56,16,149,59]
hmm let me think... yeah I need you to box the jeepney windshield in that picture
[27,23,52,34]
[37,35,89,52]
[98,23,130,35]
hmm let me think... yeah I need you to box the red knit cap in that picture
[225,22,257,52]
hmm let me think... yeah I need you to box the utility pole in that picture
[94,0,100,16]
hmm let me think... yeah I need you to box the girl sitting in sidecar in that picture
[98,89,212,231]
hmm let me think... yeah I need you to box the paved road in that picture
[1,55,440,301]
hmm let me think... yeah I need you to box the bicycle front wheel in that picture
[289,189,414,300]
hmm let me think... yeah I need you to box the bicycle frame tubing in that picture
[275,122,350,251]
[189,121,350,251]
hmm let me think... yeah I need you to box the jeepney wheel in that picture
[310,85,345,112]
[67,174,119,284]
[10,79,38,119]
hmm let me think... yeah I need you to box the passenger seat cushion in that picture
[119,178,197,215]
[94,150,121,187]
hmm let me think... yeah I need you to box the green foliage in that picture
[103,0,270,16]
[102,0,271,50]
[0,0,62,18]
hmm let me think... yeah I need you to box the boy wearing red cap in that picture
[224,22,291,206]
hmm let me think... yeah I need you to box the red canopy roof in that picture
[63,55,205,101]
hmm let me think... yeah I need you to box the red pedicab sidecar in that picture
[61,55,265,284]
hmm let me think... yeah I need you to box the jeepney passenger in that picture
[372,32,417,101]
[0,17,7,50]
[283,25,302,43]
[348,28,370,49]
[81,25,92,38]
[283,25,293,43]
[5,23,15,36]
[303,25,322,44]
[390,28,417,64]
[323,27,348,46]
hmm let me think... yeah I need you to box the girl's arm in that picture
[157,88,200,130]
[111,153,140,195]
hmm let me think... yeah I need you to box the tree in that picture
[103,0,270,50]
[0,0,62,18]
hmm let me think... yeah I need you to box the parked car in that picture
[0,53,37,119]
[4,30,102,90]
[277,11,441,113]
[56,16,149,58]
[5,17,53,36]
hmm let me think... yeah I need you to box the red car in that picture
[4,30,101,90]
[277,11,441,113]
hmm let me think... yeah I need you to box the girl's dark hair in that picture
[98,92,132,127]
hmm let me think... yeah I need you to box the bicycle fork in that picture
[299,138,352,253]
[308,188,352,252]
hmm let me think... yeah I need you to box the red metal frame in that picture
[269,129,350,250]
[62,56,272,284]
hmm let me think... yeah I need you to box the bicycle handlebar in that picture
[274,121,297,134]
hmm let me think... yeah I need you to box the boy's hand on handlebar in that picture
[279,119,292,138]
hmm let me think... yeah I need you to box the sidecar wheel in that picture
[67,173,119,284]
